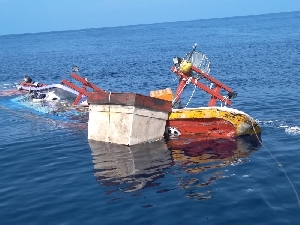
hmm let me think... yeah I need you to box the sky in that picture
[0,0,299,36]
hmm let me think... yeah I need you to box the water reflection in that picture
[89,140,172,193]
[89,135,261,199]
[166,135,261,200]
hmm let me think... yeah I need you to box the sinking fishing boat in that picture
[1,45,261,144]
[151,44,261,139]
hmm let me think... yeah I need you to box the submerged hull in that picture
[166,106,261,138]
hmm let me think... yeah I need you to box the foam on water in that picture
[258,119,300,135]
[284,126,300,135]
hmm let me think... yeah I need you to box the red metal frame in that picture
[61,73,105,105]
[172,66,233,106]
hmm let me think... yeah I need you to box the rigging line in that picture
[250,120,300,207]
[172,83,186,106]
[108,92,111,143]
[172,77,192,106]
[184,84,197,108]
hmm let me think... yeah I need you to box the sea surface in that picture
[0,11,300,225]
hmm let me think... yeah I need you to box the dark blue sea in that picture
[0,11,300,225]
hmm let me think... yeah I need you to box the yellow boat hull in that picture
[167,107,261,138]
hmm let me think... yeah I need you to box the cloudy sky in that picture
[0,0,299,35]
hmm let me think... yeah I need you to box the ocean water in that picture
[0,11,300,224]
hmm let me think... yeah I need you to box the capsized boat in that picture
[9,66,105,109]
[151,44,261,139]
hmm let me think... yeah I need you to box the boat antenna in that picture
[187,43,197,61]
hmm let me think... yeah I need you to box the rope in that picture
[220,96,229,107]
[172,77,192,106]
[184,84,197,108]
[108,92,111,143]
[172,82,186,106]
[250,120,300,207]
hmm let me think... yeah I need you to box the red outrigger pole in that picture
[62,73,105,105]
[171,65,234,107]
[170,44,237,107]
